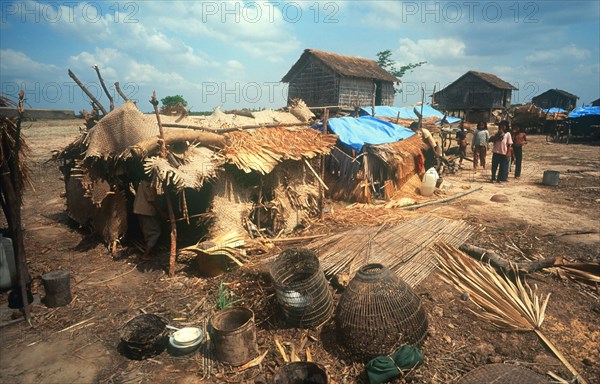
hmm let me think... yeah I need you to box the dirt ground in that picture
[1,120,598,384]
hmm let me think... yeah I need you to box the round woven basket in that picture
[457,364,549,383]
[270,248,334,328]
[335,263,428,361]
[120,314,168,360]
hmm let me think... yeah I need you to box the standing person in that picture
[512,124,527,179]
[489,120,513,182]
[471,121,490,172]
[456,123,468,169]
[133,180,164,261]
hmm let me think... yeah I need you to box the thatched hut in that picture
[433,70,517,123]
[532,89,579,110]
[282,49,399,108]
[325,116,427,203]
[57,102,337,247]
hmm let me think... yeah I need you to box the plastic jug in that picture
[0,235,17,290]
[420,168,439,197]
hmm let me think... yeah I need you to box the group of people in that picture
[457,120,527,182]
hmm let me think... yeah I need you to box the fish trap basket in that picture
[335,263,428,361]
[270,248,334,328]
[120,314,168,360]
[457,364,549,383]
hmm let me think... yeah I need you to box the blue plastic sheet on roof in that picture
[541,107,566,113]
[568,106,600,118]
[360,104,461,124]
[326,116,415,153]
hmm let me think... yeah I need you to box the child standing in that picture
[471,121,490,172]
[490,121,513,182]
[512,125,527,179]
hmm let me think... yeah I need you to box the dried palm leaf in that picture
[554,261,600,285]
[434,242,588,384]
[179,230,247,266]
[435,242,548,330]
[144,145,217,193]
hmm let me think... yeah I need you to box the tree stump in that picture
[41,270,72,307]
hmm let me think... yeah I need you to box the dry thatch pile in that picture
[221,127,337,174]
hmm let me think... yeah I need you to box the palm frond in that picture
[434,242,549,331]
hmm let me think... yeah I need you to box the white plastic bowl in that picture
[172,327,203,346]
[168,332,204,355]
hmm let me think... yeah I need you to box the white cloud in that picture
[396,38,466,63]
[0,49,59,76]
[68,48,186,87]
[525,44,590,64]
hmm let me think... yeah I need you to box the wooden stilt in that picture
[150,91,178,277]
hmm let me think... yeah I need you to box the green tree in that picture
[376,50,426,93]
[160,95,188,108]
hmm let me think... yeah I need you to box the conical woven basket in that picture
[335,263,428,360]
[457,364,549,383]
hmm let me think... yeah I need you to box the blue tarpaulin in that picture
[327,116,415,152]
[568,106,600,118]
[542,107,566,114]
[360,104,461,124]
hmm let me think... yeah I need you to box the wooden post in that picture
[68,69,107,115]
[150,91,178,277]
[93,65,114,111]
[114,82,129,102]
[0,91,31,324]
[419,87,425,129]
[371,82,376,117]
[257,176,262,231]
[319,109,329,220]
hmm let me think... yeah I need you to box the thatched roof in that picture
[437,71,517,93]
[466,70,517,90]
[533,88,579,101]
[282,49,399,83]
[221,127,338,174]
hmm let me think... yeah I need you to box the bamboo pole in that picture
[319,109,329,220]
[68,69,107,115]
[150,91,177,277]
[93,64,114,111]
[403,186,483,210]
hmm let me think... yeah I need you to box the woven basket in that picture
[335,263,428,361]
[457,364,549,383]
[120,314,168,360]
[270,248,334,328]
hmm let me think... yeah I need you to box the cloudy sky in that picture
[1,1,598,112]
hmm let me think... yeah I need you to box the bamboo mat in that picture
[308,215,473,288]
